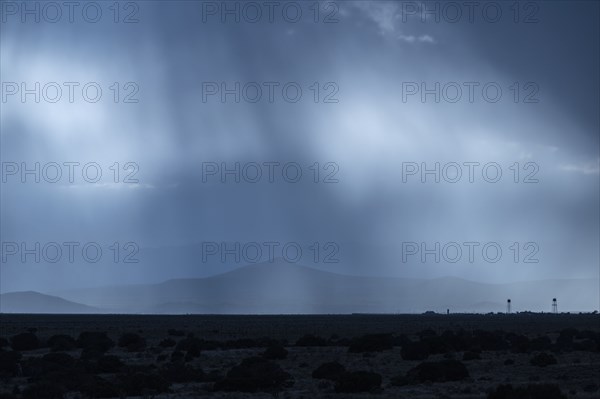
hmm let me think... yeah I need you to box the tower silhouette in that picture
[552,298,558,314]
[507,299,511,314]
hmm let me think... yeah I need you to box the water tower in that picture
[507,299,511,314]
[552,298,558,314]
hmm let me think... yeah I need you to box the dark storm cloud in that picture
[1,1,598,308]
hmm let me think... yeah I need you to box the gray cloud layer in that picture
[1,2,598,308]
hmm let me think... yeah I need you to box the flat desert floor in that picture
[0,313,599,398]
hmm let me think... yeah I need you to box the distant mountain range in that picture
[1,261,597,314]
[0,291,100,314]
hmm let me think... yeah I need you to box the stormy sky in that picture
[1,1,598,305]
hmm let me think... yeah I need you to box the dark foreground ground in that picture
[0,313,599,398]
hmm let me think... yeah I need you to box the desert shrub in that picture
[555,328,578,351]
[575,330,597,340]
[393,359,469,385]
[421,359,469,381]
[174,337,193,351]
[504,358,515,365]
[463,351,481,361]
[170,350,185,363]
[579,331,600,351]
[222,337,278,349]
[506,333,530,353]
[96,355,124,373]
[312,361,346,381]
[440,330,470,351]
[35,370,118,398]
[348,334,394,353]
[22,356,74,379]
[117,371,170,396]
[80,347,105,360]
[148,346,163,355]
[583,383,599,393]
[334,371,382,393]
[77,332,114,353]
[168,329,185,337]
[118,333,146,352]
[159,338,176,348]
[421,335,451,354]
[392,334,412,347]
[559,328,579,339]
[21,381,65,399]
[23,366,92,394]
[0,351,22,377]
[530,336,552,351]
[295,334,329,347]
[197,339,219,350]
[175,337,201,358]
[222,338,257,349]
[10,333,39,351]
[204,369,223,382]
[47,335,76,352]
[529,352,557,367]
[473,330,508,351]
[332,337,350,346]
[573,339,598,352]
[160,362,204,383]
[213,357,293,393]
[487,383,567,399]
[400,341,429,360]
[78,375,119,398]
[41,352,75,367]
[417,329,437,340]
[262,344,288,360]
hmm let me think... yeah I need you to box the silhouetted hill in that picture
[0,291,100,313]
